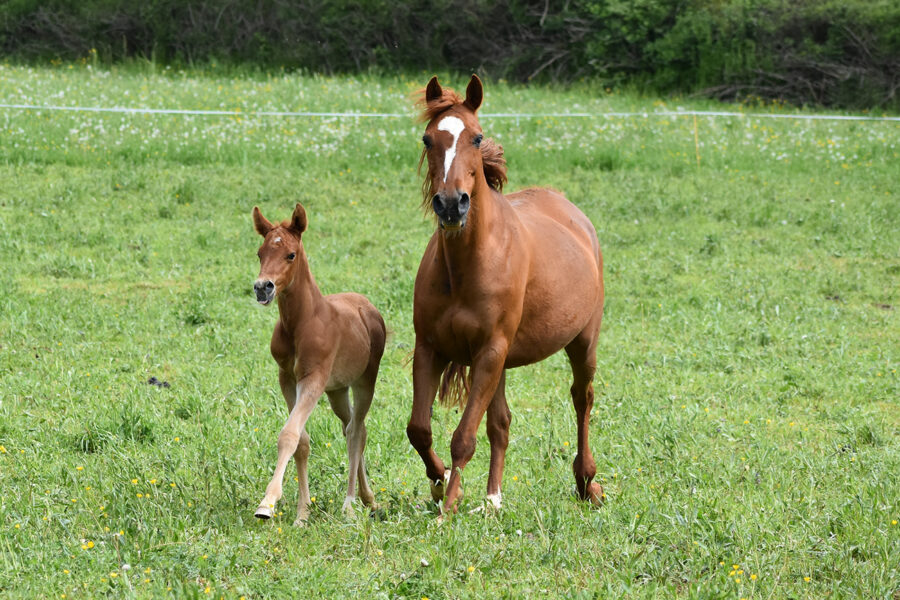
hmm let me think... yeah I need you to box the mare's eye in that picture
[422,134,432,149]
[473,133,483,147]
[286,252,296,261]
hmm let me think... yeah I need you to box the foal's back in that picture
[319,292,386,392]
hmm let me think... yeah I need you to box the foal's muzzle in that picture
[432,191,470,230]
[253,280,275,305]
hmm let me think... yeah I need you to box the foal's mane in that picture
[415,87,507,209]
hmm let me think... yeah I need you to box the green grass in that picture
[0,63,898,599]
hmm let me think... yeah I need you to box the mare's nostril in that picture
[264,281,274,292]
[458,192,470,215]
[432,194,446,216]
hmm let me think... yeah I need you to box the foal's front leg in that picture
[265,369,312,525]
[255,373,326,521]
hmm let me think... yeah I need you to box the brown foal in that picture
[251,203,385,525]
[406,75,605,515]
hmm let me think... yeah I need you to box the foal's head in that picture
[251,203,308,305]
[418,75,506,232]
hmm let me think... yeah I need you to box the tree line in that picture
[2,0,898,109]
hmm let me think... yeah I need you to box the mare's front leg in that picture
[444,339,508,514]
[484,370,511,510]
[255,372,326,521]
[406,342,450,502]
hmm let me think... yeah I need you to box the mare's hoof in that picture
[430,469,451,503]
[292,517,308,527]
[255,504,275,519]
[587,482,606,506]
[470,493,502,515]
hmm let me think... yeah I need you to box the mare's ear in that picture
[289,203,308,235]
[464,74,483,113]
[425,76,443,103]
[252,206,274,237]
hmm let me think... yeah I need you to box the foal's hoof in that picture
[342,497,356,518]
[255,504,275,519]
[586,482,606,506]
[430,470,451,503]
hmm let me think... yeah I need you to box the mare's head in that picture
[418,75,506,232]
[251,203,308,305]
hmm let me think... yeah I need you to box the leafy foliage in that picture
[1,0,899,108]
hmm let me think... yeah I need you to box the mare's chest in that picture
[415,272,525,364]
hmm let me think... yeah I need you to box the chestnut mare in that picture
[406,76,605,515]
[251,203,385,525]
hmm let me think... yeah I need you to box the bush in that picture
[2,0,898,109]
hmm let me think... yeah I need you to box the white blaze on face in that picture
[437,116,465,183]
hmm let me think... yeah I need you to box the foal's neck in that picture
[276,253,324,332]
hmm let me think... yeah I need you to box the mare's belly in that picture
[425,293,593,369]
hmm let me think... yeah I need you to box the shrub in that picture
[2,0,897,108]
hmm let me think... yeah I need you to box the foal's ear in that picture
[464,74,483,113]
[425,76,443,103]
[289,203,308,235]
[252,206,274,237]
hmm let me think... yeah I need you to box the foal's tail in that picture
[438,362,469,410]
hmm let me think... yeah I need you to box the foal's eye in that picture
[473,133,483,148]
[422,134,432,149]
[286,252,296,261]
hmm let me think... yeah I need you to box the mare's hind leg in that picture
[565,321,604,505]
[485,370,511,510]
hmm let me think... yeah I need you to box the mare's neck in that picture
[440,176,507,258]
[276,254,324,332]
[438,176,512,287]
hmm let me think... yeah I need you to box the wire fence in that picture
[1,103,899,122]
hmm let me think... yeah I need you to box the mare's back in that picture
[507,188,600,261]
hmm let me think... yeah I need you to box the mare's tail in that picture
[438,362,469,409]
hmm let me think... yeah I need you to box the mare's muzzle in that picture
[432,191,470,230]
[253,280,275,305]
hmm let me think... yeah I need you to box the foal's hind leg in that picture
[328,386,375,516]
[349,378,376,510]
[565,323,604,505]
[326,388,355,514]
[485,370,511,510]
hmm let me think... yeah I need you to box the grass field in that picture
[1,63,898,599]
